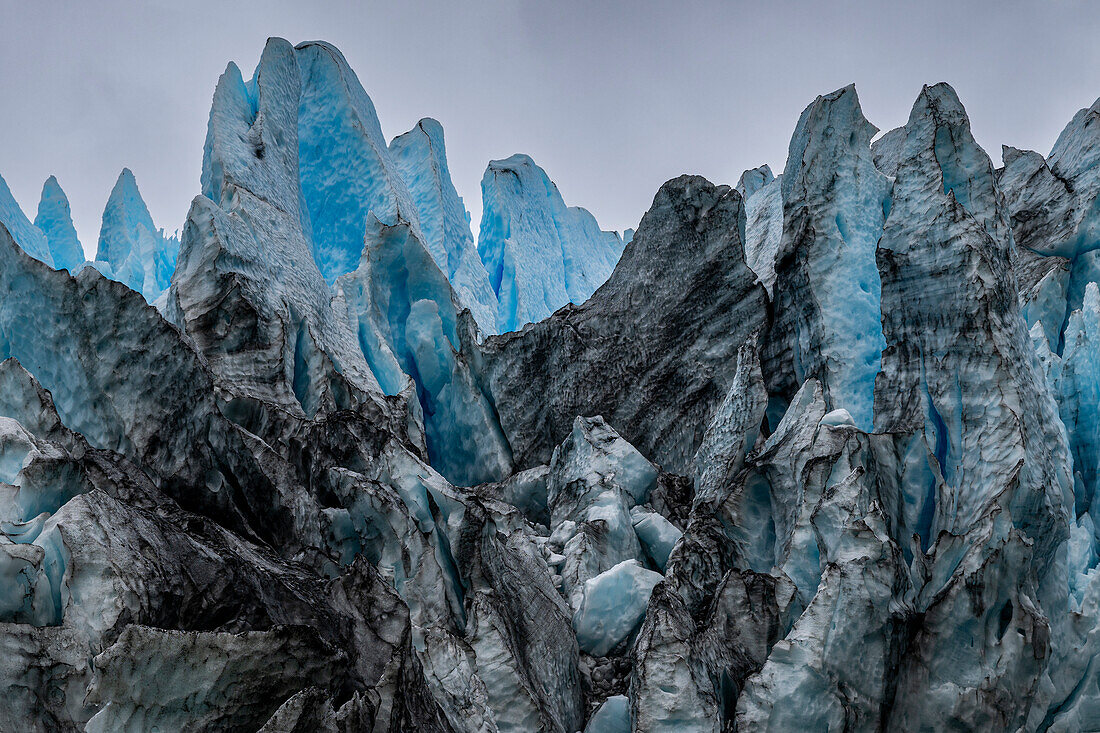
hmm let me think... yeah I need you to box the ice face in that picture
[876,83,1071,551]
[478,153,624,332]
[33,176,85,272]
[95,169,179,302]
[0,171,52,267]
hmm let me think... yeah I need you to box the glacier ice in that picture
[295,41,422,286]
[740,168,783,295]
[0,171,53,267]
[1057,281,1100,523]
[390,118,499,334]
[547,416,650,606]
[10,34,1100,733]
[763,84,890,430]
[870,124,906,178]
[180,38,401,431]
[630,507,681,571]
[735,163,774,199]
[572,559,662,656]
[470,175,767,474]
[584,694,630,733]
[94,168,179,302]
[333,213,511,486]
[33,176,85,272]
[478,153,624,332]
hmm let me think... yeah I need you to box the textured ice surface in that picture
[295,41,421,285]
[478,153,624,332]
[95,169,179,302]
[572,560,662,656]
[33,176,85,271]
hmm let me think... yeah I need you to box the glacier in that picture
[7,34,1100,733]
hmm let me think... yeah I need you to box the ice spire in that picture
[95,168,179,302]
[389,118,499,334]
[33,176,85,271]
[295,40,420,284]
[763,84,891,430]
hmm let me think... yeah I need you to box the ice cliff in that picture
[5,37,1100,732]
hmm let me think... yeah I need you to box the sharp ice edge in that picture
[5,38,1100,733]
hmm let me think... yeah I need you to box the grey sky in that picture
[3,0,1100,258]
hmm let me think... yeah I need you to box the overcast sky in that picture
[3,0,1100,257]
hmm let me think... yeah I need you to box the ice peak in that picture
[768,82,890,430]
[1048,94,1100,181]
[783,84,877,202]
[736,164,774,199]
[34,175,84,271]
[898,82,1007,246]
[1001,144,1035,169]
[389,116,499,334]
[295,38,421,283]
[95,168,178,302]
